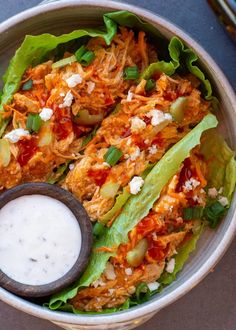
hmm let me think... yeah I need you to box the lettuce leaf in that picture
[142,37,216,104]
[200,129,236,201]
[0,16,117,134]
[159,226,203,285]
[48,113,218,310]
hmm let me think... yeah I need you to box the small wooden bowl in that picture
[0,183,93,298]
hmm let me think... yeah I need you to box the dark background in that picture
[0,1,235,330]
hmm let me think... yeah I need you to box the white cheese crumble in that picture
[147,282,160,291]
[60,92,65,97]
[208,187,218,198]
[218,196,229,207]
[104,262,116,280]
[69,163,75,171]
[87,81,95,94]
[59,90,74,108]
[4,129,30,143]
[102,162,111,168]
[166,258,175,273]
[125,268,133,276]
[127,90,133,102]
[39,107,53,121]
[92,278,105,288]
[147,109,172,126]
[129,176,144,195]
[130,116,146,132]
[130,147,141,161]
[66,74,83,88]
[148,145,158,155]
[184,178,200,192]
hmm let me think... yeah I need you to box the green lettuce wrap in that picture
[0,10,217,137]
[48,113,218,310]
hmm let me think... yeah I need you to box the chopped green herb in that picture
[81,127,98,148]
[52,55,76,69]
[75,45,87,61]
[183,206,203,220]
[80,51,95,66]
[104,146,123,166]
[26,113,42,133]
[145,79,155,92]
[22,79,33,91]
[124,66,139,80]
[204,201,226,228]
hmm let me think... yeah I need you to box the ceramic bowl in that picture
[0,1,235,330]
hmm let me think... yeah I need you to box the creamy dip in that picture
[0,195,81,285]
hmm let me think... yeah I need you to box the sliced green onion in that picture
[26,113,42,133]
[22,79,33,91]
[52,55,76,69]
[204,201,226,228]
[145,79,156,92]
[183,206,203,220]
[104,146,123,166]
[80,51,95,66]
[75,45,87,61]
[124,66,139,80]
[93,222,106,239]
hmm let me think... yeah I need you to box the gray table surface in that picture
[0,1,235,330]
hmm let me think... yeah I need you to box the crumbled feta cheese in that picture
[129,176,144,195]
[144,139,149,145]
[125,268,133,276]
[147,109,172,126]
[193,195,203,204]
[60,92,65,97]
[147,282,160,291]
[127,90,133,102]
[59,90,74,108]
[218,187,223,194]
[92,278,105,288]
[66,74,83,88]
[130,116,146,132]
[102,162,111,168]
[148,145,158,155]
[218,196,229,207]
[184,178,200,191]
[108,289,115,295]
[69,163,75,171]
[39,107,53,121]
[4,129,30,143]
[127,138,132,146]
[208,187,218,198]
[166,258,175,273]
[104,262,116,280]
[87,81,95,94]
[130,147,141,161]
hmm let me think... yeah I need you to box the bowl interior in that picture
[0,0,235,323]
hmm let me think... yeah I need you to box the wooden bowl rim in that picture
[0,182,93,297]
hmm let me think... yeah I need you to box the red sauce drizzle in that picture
[53,105,73,140]
[17,137,38,166]
[87,168,110,187]
[176,158,196,192]
[146,239,169,262]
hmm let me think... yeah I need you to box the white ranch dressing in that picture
[0,195,81,285]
